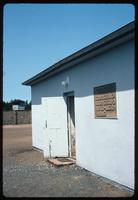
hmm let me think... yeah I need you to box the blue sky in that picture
[3,3,134,102]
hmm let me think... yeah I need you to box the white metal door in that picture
[43,97,68,158]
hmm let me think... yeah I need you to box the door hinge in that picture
[45,120,47,128]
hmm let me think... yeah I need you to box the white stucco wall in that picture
[31,39,134,189]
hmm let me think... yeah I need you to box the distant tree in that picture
[3,101,12,111]
[25,100,31,110]
[11,99,25,106]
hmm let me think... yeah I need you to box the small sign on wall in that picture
[94,82,117,118]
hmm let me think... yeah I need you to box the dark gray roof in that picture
[22,21,135,86]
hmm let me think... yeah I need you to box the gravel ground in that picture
[3,125,134,197]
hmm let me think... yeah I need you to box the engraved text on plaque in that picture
[94,83,117,118]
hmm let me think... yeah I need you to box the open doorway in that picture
[66,92,76,160]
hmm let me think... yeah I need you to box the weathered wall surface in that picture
[3,111,31,125]
[31,39,134,189]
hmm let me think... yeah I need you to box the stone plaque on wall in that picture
[94,83,117,118]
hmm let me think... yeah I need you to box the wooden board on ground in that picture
[48,157,75,167]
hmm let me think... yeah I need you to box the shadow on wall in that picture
[31,40,134,106]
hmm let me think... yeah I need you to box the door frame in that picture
[63,91,76,158]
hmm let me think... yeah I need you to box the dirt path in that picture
[3,125,133,197]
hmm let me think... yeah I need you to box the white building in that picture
[23,21,135,189]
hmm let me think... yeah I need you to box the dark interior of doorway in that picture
[64,91,76,160]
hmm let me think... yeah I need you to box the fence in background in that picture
[3,111,31,125]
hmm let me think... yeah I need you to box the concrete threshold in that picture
[48,157,75,167]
